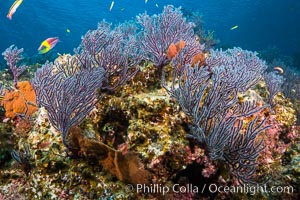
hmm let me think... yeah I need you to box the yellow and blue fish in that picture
[7,0,23,20]
[230,25,239,30]
[38,37,60,54]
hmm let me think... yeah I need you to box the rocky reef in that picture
[0,61,299,199]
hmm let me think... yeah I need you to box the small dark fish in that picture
[27,101,37,107]
[15,112,25,119]
[11,150,22,163]
[11,144,32,175]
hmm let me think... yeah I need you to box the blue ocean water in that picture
[0,0,299,62]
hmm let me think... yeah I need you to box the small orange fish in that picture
[274,66,284,74]
[7,0,23,20]
[38,37,60,54]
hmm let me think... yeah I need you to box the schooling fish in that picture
[230,25,239,30]
[38,37,60,54]
[7,0,23,20]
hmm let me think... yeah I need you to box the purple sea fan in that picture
[75,20,141,91]
[136,5,199,68]
[282,67,300,101]
[206,47,267,92]
[164,47,270,183]
[31,59,105,147]
[2,45,27,89]
[224,116,269,184]
[264,71,284,107]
